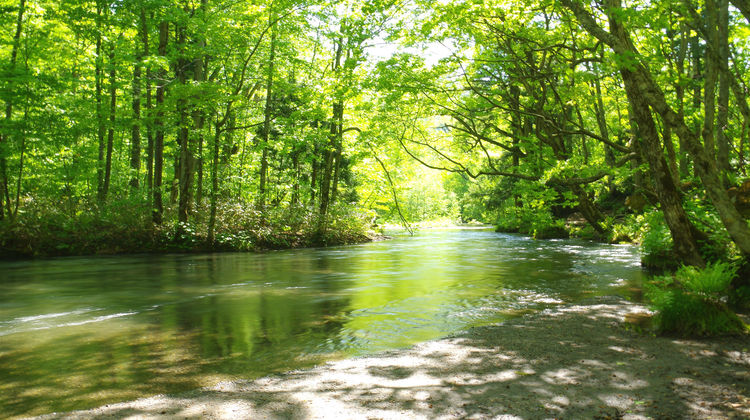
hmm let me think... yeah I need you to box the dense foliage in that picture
[0,0,392,255]
[363,0,750,299]
[1,0,749,311]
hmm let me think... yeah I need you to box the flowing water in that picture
[0,228,643,418]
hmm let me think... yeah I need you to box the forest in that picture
[3,1,750,418]
[1,0,750,312]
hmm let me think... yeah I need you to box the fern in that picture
[645,263,745,336]
[680,262,737,297]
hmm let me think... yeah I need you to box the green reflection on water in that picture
[0,230,642,418]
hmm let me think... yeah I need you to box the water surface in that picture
[0,229,642,418]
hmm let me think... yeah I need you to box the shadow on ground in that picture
[35,298,749,420]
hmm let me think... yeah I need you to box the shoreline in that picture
[0,229,384,261]
[31,297,749,420]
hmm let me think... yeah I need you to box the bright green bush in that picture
[632,198,738,269]
[638,210,677,269]
[494,183,571,239]
[682,198,735,262]
[646,263,747,336]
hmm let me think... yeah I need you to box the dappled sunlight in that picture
[0,321,213,418]
[5,236,742,419]
[725,350,750,365]
[541,367,586,385]
[2,232,649,418]
[607,345,652,359]
[609,371,649,390]
[35,299,748,419]
[2,0,748,414]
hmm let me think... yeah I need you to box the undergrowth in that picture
[646,262,747,336]
[0,198,376,258]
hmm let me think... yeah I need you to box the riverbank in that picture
[32,297,749,420]
[0,202,378,258]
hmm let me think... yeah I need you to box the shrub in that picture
[0,196,156,257]
[311,204,374,246]
[682,198,735,262]
[0,196,376,257]
[495,194,569,239]
[646,263,747,336]
[638,210,678,270]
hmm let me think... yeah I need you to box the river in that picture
[0,228,643,418]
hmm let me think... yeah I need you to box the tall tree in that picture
[0,0,26,220]
[152,19,168,224]
[95,0,106,201]
[258,9,277,211]
[560,0,750,259]
[100,36,119,202]
[130,8,145,190]
[717,0,731,183]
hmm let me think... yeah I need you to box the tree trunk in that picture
[152,21,168,224]
[623,68,705,266]
[95,1,106,201]
[318,146,334,216]
[258,14,277,211]
[562,0,750,259]
[691,34,702,134]
[144,11,154,192]
[193,1,207,206]
[628,110,645,194]
[331,149,343,204]
[310,149,318,207]
[130,21,143,190]
[176,19,192,224]
[570,184,607,235]
[675,24,691,179]
[330,102,344,204]
[192,80,205,208]
[319,38,344,217]
[744,130,748,175]
[196,129,204,204]
[13,108,27,217]
[208,123,221,243]
[291,150,300,206]
[101,39,117,202]
[0,0,26,220]
[577,108,589,165]
[170,153,180,204]
[703,0,719,163]
[717,0,731,184]
[663,124,680,187]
